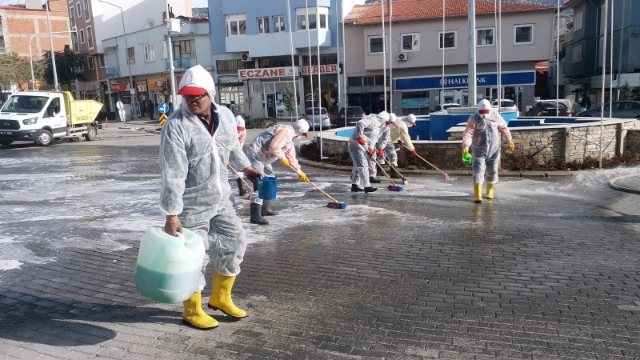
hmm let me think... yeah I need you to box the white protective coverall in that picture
[233,116,247,180]
[247,123,303,205]
[384,115,416,166]
[462,109,512,184]
[159,66,251,290]
[348,112,388,187]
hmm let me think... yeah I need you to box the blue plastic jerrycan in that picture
[258,176,277,200]
[134,227,205,303]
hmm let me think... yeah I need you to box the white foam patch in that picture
[0,236,17,244]
[0,260,23,271]
[276,192,307,198]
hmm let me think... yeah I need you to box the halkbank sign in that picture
[394,71,536,91]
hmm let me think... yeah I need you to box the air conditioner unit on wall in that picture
[398,53,408,61]
[241,53,252,62]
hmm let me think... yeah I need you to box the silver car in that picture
[304,107,331,130]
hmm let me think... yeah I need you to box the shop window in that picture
[401,33,420,52]
[273,15,285,32]
[368,35,386,54]
[476,27,494,46]
[514,24,534,45]
[257,17,270,34]
[226,14,246,36]
[127,47,135,64]
[438,31,456,50]
[401,91,429,115]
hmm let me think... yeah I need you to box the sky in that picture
[191,0,208,8]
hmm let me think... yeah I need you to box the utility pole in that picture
[44,0,58,90]
[166,4,178,106]
[467,0,476,105]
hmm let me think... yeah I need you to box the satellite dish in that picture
[146,18,155,27]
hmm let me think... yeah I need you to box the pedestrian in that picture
[168,101,173,115]
[384,113,418,178]
[159,65,263,330]
[348,111,390,193]
[461,99,515,203]
[148,100,155,120]
[245,119,310,225]
[233,115,250,196]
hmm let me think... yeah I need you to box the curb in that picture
[608,175,640,195]
[298,157,575,178]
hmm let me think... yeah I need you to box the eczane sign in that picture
[238,67,297,79]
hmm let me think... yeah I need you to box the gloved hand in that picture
[227,162,231,166]
[508,140,515,152]
[397,139,403,144]
[411,149,417,156]
[367,148,374,157]
[280,158,290,167]
[462,147,469,155]
[357,137,366,146]
[377,148,384,158]
[298,172,308,182]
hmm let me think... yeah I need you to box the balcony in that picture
[105,67,119,77]
[166,58,192,71]
[225,30,332,58]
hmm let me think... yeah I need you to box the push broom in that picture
[285,164,347,209]
[383,157,409,185]
[403,145,450,181]
[227,162,252,200]
[363,145,403,192]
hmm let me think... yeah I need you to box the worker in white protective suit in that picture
[160,65,263,330]
[348,111,390,193]
[462,99,515,203]
[231,115,250,196]
[384,114,418,178]
[371,113,395,178]
[246,119,310,225]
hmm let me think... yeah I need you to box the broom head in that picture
[327,202,347,209]
[387,185,404,192]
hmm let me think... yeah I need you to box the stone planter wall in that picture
[625,129,640,155]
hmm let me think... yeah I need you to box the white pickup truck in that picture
[0,91,102,146]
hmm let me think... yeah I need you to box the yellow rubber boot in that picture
[208,272,247,318]
[474,183,482,203]
[486,183,495,199]
[183,292,218,330]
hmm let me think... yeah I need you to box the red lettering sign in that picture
[111,83,129,92]
[238,67,294,79]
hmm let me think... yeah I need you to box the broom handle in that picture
[286,164,340,203]
[227,163,253,190]
[403,145,446,175]
[360,144,397,186]
[384,157,405,178]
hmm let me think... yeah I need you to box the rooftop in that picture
[345,0,556,25]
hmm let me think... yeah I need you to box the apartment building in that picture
[344,0,556,115]
[209,0,365,119]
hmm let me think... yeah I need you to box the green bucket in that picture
[462,153,472,166]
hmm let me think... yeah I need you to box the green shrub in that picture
[245,118,278,129]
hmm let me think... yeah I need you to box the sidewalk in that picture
[609,174,640,194]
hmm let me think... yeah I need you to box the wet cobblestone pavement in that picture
[1,142,640,360]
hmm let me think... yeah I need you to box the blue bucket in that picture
[258,177,277,200]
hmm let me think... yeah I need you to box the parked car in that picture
[525,101,571,117]
[492,99,518,112]
[337,106,366,127]
[304,107,331,130]
[577,101,640,119]
[431,103,462,113]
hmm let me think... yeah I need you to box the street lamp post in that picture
[98,0,136,119]
[44,0,59,90]
[29,28,77,90]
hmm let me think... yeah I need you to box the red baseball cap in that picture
[178,85,207,96]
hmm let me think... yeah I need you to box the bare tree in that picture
[0,53,43,91]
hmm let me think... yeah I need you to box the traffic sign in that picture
[159,113,167,127]
[158,102,169,114]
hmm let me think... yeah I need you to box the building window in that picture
[127,47,135,64]
[514,24,534,45]
[273,15,285,32]
[572,44,582,63]
[160,40,168,59]
[69,9,75,28]
[0,35,5,54]
[83,0,90,21]
[476,27,494,46]
[401,91,430,115]
[71,33,78,52]
[438,31,457,50]
[295,7,329,31]
[225,14,246,36]
[78,58,84,72]
[401,33,420,52]
[173,40,195,59]
[87,55,95,70]
[257,17,270,34]
[144,43,155,62]
[302,54,335,66]
[368,35,386,54]
[574,12,582,31]
[76,2,81,17]
[86,26,94,49]
[98,54,105,68]
[79,29,85,44]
